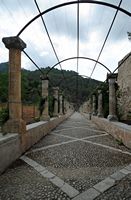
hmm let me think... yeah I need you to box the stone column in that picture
[40,77,50,121]
[59,94,63,115]
[89,97,92,113]
[92,94,96,115]
[2,36,26,134]
[53,87,59,117]
[97,90,103,117]
[107,73,118,121]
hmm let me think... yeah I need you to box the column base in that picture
[40,115,50,121]
[53,114,59,117]
[2,119,26,134]
[92,112,97,116]
[97,113,103,118]
[107,115,118,121]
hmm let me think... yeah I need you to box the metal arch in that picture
[17,1,131,36]
[47,57,111,74]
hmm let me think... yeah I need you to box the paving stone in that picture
[120,168,131,175]
[110,171,126,181]
[21,155,39,167]
[41,171,55,179]
[73,188,100,200]
[95,174,131,200]
[125,164,131,171]
[93,177,115,193]
[34,164,47,172]
[61,183,79,198]
[51,176,65,188]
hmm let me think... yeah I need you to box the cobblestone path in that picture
[0,112,131,200]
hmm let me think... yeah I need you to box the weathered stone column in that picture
[2,36,26,134]
[89,97,92,113]
[53,87,59,117]
[97,90,103,117]
[59,94,63,115]
[107,73,118,121]
[92,94,96,115]
[40,77,50,121]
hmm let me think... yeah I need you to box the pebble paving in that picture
[95,174,131,200]
[28,140,131,193]
[87,134,131,153]
[0,160,70,200]
[0,112,131,199]
[30,134,73,150]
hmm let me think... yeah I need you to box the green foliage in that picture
[0,108,9,126]
[116,138,123,146]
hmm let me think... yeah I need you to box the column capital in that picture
[98,89,102,94]
[40,75,49,81]
[53,87,59,91]
[2,36,26,50]
[107,73,118,80]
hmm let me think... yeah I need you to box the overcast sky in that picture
[0,0,131,81]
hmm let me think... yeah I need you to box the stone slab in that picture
[73,188,100,200]
[93,177,115,193]
[110,171,126,181]
[61,183,79,198]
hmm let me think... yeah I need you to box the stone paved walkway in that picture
[0,112,131,200]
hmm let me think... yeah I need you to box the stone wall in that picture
[0,112,73,174]
[117,52,131,120]
[92,116,131,149]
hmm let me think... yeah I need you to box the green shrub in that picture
[0,108,9,126]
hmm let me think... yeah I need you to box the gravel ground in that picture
[87,134,131,153]
[30,134,73,150]
[95,174,131,200]
[0,112,131,199]
[0,160,70,200]
[28,140,131,192]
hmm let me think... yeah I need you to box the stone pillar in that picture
[92,94,96,115]
[89,97,92,113]
[97,90,103,117]
[59,94,63,115]
[53,87,59,117]
[107,73,118,121]
[40,77,50,121]
[2,36,26,134]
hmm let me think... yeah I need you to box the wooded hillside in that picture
[0,62,101,106]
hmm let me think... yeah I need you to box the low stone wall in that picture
[92,116,131,149]
[0,112,73,174]
[0,133,21,174]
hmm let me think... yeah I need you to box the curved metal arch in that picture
[17,1,131,36]
[47,57,111,74]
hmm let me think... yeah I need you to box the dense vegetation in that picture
[0,62,102,108]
